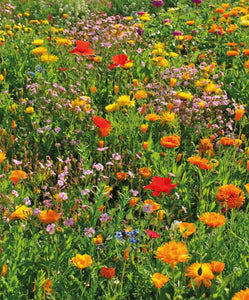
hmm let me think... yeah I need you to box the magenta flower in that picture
[152,0,163,7]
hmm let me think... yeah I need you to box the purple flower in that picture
[33,208,41,216]
[84,227,95,237]
[173,30,183,36]
[152,0,163,7]
[63,217,74,227]
[192,0,202,4]
[100,213,111,222]
[46,224,55,235]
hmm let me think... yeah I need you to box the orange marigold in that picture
[245,60,249,69]
[216,184,245,209]
[129,197,138,207]
[178,222,196,238]
[100,266,115,279]
[232,288,249,300]
[152,273,169,288]
[243,49,249,56]
[0,151,6,163]
[10,170,27,184]
[211,261,225,273]
[72,254,92,269]
[145,113,160,122]
[38,209,60,224]
[227,50,239,57]
[234,109,245,121]
[139,167,151,178]
[116,172,127,180]
[185,262,214,289]
[198,138,214,157]
[199,212,226,228]
[160,135,180,148]
[155,241,189,269]
[187,156,213,170]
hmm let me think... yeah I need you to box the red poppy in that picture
[93,116,111,137]
[69,41,95,56]
[143,176,178,196]
[146,229,160,238]
[108,54,132,70]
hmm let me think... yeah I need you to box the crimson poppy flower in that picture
[69,40,95,56]
[143,176,178,196]
[93,116,111,137]
[146,229,160,238]
[108,54,132,70]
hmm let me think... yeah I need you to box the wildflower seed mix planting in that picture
[1,0,249,299]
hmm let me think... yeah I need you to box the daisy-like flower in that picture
[185,262,214,288]
[160,111,175,126]
[199,212,226,228]
[178,222,196,238]
[160,135,180,148]
[216,184,245,209]
[155,241,189,268]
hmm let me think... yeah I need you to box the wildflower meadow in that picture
[1,0,249,299]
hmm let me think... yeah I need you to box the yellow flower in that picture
[178,222,196,238]
[122,62,134,69]
[0,151,6,163]
[41,54,59,63]
[31,47,47,56]
[56,38,72,46]
[72,254,92,269]
[177,92,193,100]
[0,74,4,81]
[93,234,103,245]
[160,111,175,125]
[93,56,102,63]
[117,95,131,107]
[9,205,32,221]
[25,107,34,114]
[33,39,44,46]
[105,103,120,113]
[155,241,189,268]
[152,273,169,288]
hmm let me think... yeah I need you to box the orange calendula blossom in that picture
[211,261,225,273]
[155,241,189,269]
[160,135,180,148]
[178,222,196,238]
[187,156,213,170]
[72,254,92,269]
[216,184,245,209]
[185,262,215,288]
[152,273,169,288]
[100,266,115,279]
[139,167,151,178]
[234,108,245,121]
[232,288,249,300]
[10,170,27,184]
[145,113,160,122]
[199,212,226,228]
[38,209,60,224]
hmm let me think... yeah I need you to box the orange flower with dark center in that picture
[116,172,127,180]
[187,156,213,170]
[216,184,245,209]
[38,209,60,224]
[108,54,132,70]
[211,261,225,273]
[69,41,94,56]
[152,273,169,288]
[139,167,151,178]
[93,116,111,137]
[232,288,249,300]
[155,241,189,269]
[10,170,27,184]
[185,262,214,288]
[199,212,226,228]
[100,266,115,279]
[160,135,180,148]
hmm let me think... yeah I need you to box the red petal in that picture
[112,54,128,65]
